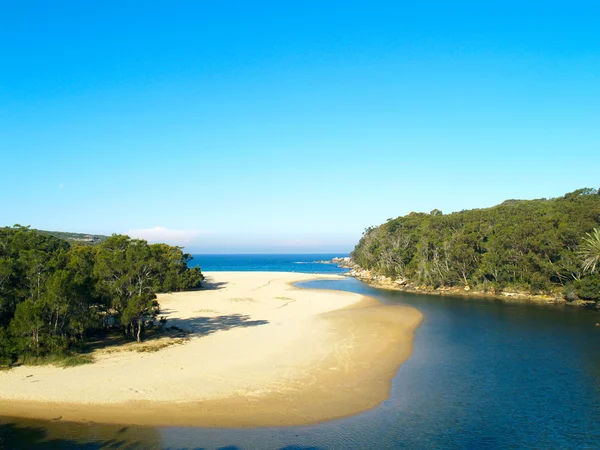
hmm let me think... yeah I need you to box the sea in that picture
[1,254,600,449]
[187,253,349,274]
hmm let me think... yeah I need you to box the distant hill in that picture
[35,229,109,245]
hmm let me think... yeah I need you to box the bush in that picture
[61,355,94,367]
[575,274,600,301]
[16,353,93,368]
[563,284,578,302]
[529,273,551,294]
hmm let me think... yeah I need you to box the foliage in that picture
[0,226,203,365]
[351,188,600,304]
[16,353,94,368]
[579,228,600,273]
[575,274,600,301]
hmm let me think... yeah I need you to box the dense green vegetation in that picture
[351,189,600,304]
[0,226,203,366]
[35,229,108,245]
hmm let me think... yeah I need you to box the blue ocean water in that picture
[188,253,349,274]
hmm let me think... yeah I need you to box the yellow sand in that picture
[0,272,422,426]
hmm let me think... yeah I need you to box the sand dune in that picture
[0,272,422,426]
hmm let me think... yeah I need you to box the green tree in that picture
[351,188,600,302]
[0,226,204,364]
[94,235,202,341]
[579,228,600,273]
[11,298,45,355]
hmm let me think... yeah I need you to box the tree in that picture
[93,235,202,341]
[121,293,159,342]
[94,236,155,339]
[350,188,600,299]
[11,298,45,355]
[580,228,600,273]
[0,226,205,364]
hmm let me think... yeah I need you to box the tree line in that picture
[0,226,203,365]
[351,188,600,304]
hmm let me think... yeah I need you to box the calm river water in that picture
[1,277,600,449]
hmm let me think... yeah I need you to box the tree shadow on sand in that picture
[169,314,268,338]
[79,313,266,355]
[200,279,228,291]
[80,324,188,354]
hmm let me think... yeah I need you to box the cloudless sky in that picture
[1,1,599,253]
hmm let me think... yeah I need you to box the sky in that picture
[1,1,599,253]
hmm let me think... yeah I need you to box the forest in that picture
[351,188,600,304]
[0,226,203,366]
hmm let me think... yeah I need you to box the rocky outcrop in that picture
[331,256,352,267]
[313,257,353,265]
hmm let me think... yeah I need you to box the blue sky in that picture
[1,1,599,253]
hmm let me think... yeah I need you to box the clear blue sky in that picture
[1,1,598,253]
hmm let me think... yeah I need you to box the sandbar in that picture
[0,271,422,427]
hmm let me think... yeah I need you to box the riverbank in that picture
[342,265,590,307]
[0,271,422,427]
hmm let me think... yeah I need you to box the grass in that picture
[134,337,189,353]
[61,355,94,367]
[5,325,191,369]
[16,353,94,368]
[92,325,190,355]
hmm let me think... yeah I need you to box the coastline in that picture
[353,278,574,305]
[341,265,589,307]
[0,271,422,427]
[347,275,582,306]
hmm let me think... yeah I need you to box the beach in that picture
[0,272,422,427]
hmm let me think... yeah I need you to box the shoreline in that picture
[340,267,591,307]
[350,275,567,304]
[351,277,598,307]
[0,271,422,427]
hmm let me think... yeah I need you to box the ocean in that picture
[188,253,349,274]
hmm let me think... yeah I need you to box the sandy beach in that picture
[0,272,422,427]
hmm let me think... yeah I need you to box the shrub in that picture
[575,274,600,301]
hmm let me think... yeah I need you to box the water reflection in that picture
[0,417,162,449]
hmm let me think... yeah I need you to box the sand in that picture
[0,272,422,427]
